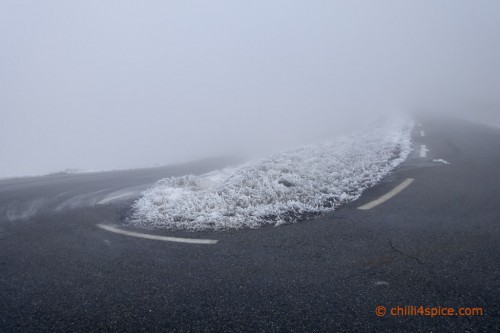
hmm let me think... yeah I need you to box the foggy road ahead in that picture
[1,118,499,332]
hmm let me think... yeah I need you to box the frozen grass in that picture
[130,118,413,231]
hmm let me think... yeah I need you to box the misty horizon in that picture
[2,1,500,177]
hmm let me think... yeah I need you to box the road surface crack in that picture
[389,240,424,264]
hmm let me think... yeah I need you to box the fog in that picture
[1,1,500,177]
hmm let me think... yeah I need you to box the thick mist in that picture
[1,1,500,177]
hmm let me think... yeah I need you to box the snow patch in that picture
[130,118,413,231]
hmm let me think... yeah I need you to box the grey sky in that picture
[1,1,500,177]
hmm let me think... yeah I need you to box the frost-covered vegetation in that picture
[131,118,413,230]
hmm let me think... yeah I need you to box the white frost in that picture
[130,118,413,231]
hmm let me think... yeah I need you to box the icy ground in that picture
[131,118,413,231]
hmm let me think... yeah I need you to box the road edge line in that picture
[97,224,219,244]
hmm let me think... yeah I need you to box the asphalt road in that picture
[1,118,499,332]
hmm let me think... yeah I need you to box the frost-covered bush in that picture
[130,118,413,230]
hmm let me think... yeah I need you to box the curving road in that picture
[1,118,499,332]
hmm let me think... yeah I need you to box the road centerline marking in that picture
[420,145,427,158]
[357,178,414,210]
[97,224,218,244]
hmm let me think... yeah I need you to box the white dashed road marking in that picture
[374,281,389,286]
[97,224,219,244]
[420,145,427,158]
[433,159,450,164]
[357,178,414,210]
[420,130,425,137]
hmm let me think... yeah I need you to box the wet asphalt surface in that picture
[0,118,499,332]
